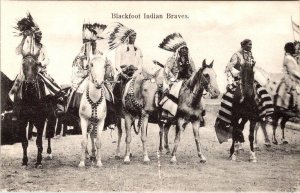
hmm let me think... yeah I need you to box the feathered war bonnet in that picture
[100,22,136,50]
[14,12,41,40]
[159,33,191,62]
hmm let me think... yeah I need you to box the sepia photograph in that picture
[1,1,300,192]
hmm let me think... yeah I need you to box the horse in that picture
[120,59,219,164]
[254,67,300,145]
[78,53,107,168]
[13,55,57,168]
[159,59,220,163]
[229,62,270,162]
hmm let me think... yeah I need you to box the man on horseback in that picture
[157,33,196,119]
[8,13,60,108]
[215,39,274,143]
[275,42,300,111]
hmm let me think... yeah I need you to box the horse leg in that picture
[158,122,164,153]
[124,114,133,164]
[253,122,260,150]
[272,115,280,145]
[237,118,247,153]
[35,118,46,168]
[90,131,96,163]
[95,120,104,167]
[249,120,257,162]
[280,116,289,145]
[170,118,184,164]
[260,120,271,147]
[79,119,88,168]
[46,138,53,160]
[164,123,172,155]
[141,114,150,163]
[20,119,29,167]
[115,118,122,160]
[230,118,239,161]
[192,120,206,163]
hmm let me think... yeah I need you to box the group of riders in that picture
[4,13,300,138]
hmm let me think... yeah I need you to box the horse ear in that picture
[209,60,214,68]
[202,59,207,68]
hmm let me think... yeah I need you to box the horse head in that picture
[22,55,39,83]
[88,54,106,89]
[198,59,220,99]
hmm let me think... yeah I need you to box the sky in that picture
[1,1,299,92]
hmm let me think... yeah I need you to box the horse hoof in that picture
[124,156,130,164]
[22,165,28,169]
[90,156,96,162]
[35,164,43,169]
[115,155,121,160]
[230,154,237,161]
[46,154,53,160]
[282,141,288,145]
[95,162,103,167]
[200,159,207,164]
[129,153,133,158]
[273,141,278,145]
[144,157,150,163]
[78,161,85,168]
[170,156,177,164]
[249,158,257,163]
[254,146,260,151]
[265,143,271,148]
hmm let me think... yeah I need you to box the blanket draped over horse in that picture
[215,66,274,144]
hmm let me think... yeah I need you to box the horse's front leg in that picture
[272,114,279,145]
[115,117,122,160]
[164,123,172,155]
[124,114,134,164]
[192,120,206,163]
[260,120,271,147]
[95,120,105,167]
[90,130,96,163]
[249,120,257,162]
[158,122,164,153]
[19,119,29,167]
[79,119,88,168]
[170,117,184,164]
[35,118,46,168]
[141,114,150,163]
[280,116,289,144]
[46,138,53,160]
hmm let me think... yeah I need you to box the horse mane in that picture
[241,63,254,100]
[186,67,203,90]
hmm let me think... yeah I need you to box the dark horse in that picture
[14,55,56,168]
[229,62,268,162]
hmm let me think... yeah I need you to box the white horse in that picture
[78,53,107,168]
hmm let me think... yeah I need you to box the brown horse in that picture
[14,55,56,168]
[159,60,220,164]
[120,59,219,164]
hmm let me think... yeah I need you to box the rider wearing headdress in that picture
[158,33,196,118]
[67,22,113,111]
[103,22,143,80]
[9,13,60,102]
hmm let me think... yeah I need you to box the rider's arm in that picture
[284,56,300,85]
[136,46,143,71]
[38,45,49,72]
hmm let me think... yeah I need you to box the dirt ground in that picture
[1,109,300,192]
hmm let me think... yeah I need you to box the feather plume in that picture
[159,33,187,52]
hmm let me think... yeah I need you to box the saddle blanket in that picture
[159,80,183,116]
